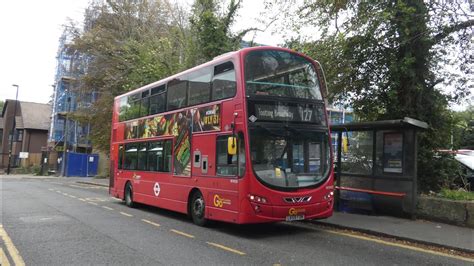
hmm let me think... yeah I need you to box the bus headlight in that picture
[248,194,268,204]
[324,191,334,200]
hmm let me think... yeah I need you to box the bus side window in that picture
[212,61,236,101]
[149,85,166,115]
[137,142,148,171]
[188,67,212,106]
[127,93,141,120]
[139,90,150,117]
[163,140,172,172]
[147,140,172,172]
[118,145,124,169]
[216,135,237,176]
[118,96,128,122]
[124,143,138,170]
[167,79,188,111]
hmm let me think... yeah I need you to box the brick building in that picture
[0,100,52,169]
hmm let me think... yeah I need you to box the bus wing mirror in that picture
[228,136,237,155]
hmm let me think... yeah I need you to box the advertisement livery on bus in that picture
[110,46,334,225]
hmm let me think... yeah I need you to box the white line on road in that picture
[102,206,114,211]
[87,202,98,206]
[120,212,133,217]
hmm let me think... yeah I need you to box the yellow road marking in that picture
[170,229,195,238]
[142,219,161,227]
[0,247,11,266]
[206,242,246,255]
[0,224,25,266]
[102,206,114,211]
[87,202,98,206]
[120,212,133,217]
[78,198,86,202]
[324,229,474,263]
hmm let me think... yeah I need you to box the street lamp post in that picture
[60,93,71,176]
[6,84,19,175]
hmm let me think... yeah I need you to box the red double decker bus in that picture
[109,46,334,225]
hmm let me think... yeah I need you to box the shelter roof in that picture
[330,117,429,131]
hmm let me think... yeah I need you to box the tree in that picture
[66,0,249,153]
[452,105,474,149]
[266,0,473,192]
[68,0,191,152]
[188,0,251,64]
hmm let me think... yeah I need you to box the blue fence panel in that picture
[66,152,99,177]
[86,154,99,177]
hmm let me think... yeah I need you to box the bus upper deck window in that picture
[212,62,236,101]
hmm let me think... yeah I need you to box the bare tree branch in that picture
[432,19,474,44]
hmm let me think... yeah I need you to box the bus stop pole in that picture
[335,131,342,210]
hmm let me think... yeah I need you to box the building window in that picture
[15,129,23,142]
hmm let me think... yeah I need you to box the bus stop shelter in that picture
[330,117,428,217]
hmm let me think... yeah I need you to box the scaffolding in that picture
[49,29,95,154]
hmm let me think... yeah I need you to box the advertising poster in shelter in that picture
[383,133,403,173]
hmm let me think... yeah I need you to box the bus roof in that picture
[114,46,298,100]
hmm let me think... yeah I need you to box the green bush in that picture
[15,165,42,175]
[418,151,466,192]
[439,189,474,201]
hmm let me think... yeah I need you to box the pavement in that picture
[312,212,473,253]
[2,174,472,253]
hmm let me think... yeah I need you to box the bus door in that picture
[191,133,240,222]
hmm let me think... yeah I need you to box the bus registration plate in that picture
[285,215,305,221]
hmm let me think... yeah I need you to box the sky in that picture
[0,0,280,105]
[0,0,91,104]
[0,1,471,110]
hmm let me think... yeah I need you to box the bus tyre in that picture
[191,191,207,226]
[125,182,135,208]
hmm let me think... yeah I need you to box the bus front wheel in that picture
[125,182,135,208]
[191,191,207,226]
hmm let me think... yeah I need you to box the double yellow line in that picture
[0,224,25,266]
